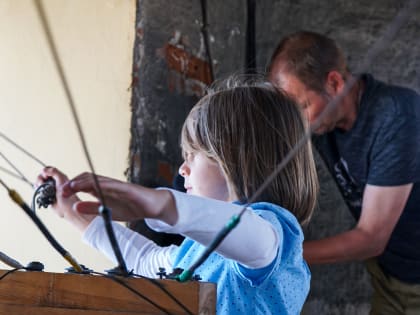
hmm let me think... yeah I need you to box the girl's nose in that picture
[179,162,190,177]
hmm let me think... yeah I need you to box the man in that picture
[268,31,420,314]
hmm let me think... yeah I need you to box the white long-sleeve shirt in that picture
[82,189,279,277]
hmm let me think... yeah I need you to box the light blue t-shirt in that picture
[171,202,310,314]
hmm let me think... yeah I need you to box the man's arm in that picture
[304,183,412,264]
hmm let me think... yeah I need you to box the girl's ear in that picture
[324,70,345,96]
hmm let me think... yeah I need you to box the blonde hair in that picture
[181,76,318,225]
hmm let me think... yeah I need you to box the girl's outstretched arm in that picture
[147,189,280,269]
[60,172,178,225]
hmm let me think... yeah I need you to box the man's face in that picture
[269,71,340,135]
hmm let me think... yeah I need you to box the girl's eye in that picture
[183,152,194,162]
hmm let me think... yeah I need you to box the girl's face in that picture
[179,151,230,201]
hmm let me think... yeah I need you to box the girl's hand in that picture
[36,167,96,232]
[62,172,178,225]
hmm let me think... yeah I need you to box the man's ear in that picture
[325,71,345,96]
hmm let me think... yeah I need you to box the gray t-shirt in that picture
[315,73,420,283]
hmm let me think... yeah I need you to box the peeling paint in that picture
[155,120,167,154]
[228,25,241,45]
[166,44,211,82]
[155,140,166,154]
[169,30,182,46]
[167,70,208,97]
[135,97,146,136]
[136,27,144,40]
[197,34,206,60]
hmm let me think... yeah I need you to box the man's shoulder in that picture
[362,73,420,116]
[350,74,420,140]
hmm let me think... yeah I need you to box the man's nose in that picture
[304,108,316,124]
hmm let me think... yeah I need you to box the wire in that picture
[177,214,239,282]
[0,151,33,187]
[98,206,129,276]
[0,132,46,167]
[130,272,194,315]
[200,0,214,82]
[0,268,22,281]
[33,0,128,276]
[0,132,49,187]
[0,165,31,184]
[33,0,105,205]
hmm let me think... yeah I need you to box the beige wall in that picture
[0,0,134,272]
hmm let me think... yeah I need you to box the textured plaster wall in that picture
[129,0,246,187]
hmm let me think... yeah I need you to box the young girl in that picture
[38,77,318,314]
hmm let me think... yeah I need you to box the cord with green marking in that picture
[176,214,240,282]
